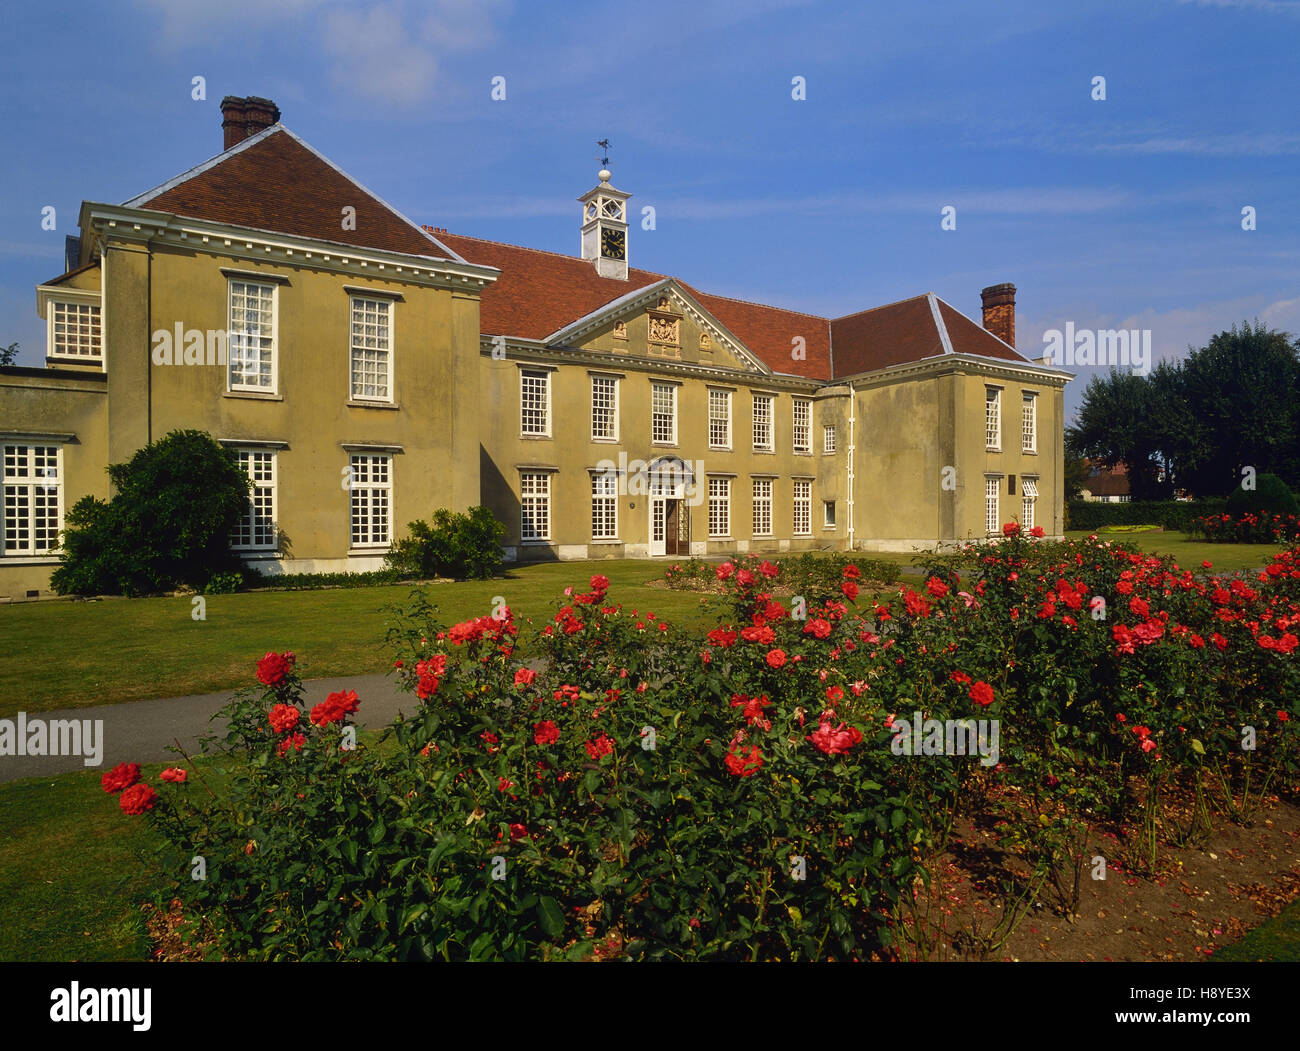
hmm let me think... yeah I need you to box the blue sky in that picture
[2,0,1297,420]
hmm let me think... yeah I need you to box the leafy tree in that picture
[1177,322,1300,496]
[1226,472,1299,518]
[52,430,250,596]
[1062,454,1089,502]
[1066,369,1170,500]
[386,506,505,580]
[0,341,18,366]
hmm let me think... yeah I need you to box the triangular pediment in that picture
[544,280,770,375]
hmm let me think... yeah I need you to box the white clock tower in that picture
[579,167,630,281]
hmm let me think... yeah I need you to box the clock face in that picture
[600,228,626,260]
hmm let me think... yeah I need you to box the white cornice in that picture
[482,337,820,391]
[81,203,499,292]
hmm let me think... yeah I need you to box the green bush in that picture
[1226,472,1300,518]
[204,572,244,595]
[385,506,505,580]
[1065,499,1228,533]
[52,430,250,597]
[241,568,410,591]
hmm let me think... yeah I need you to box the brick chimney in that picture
[221,95,281,150]
[980,283,1016,347]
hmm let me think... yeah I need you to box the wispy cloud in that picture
[136,0,507,106]
[1179,0,1300,14]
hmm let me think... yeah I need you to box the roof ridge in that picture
[123,123,285,208]
[933,295,1034,363]
[434,229,670,280]
[831,292,931,323]
[689,285,831,322]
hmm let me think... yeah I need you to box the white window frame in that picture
[985,387,1002,451]
[590,375,619,442]
[349,296,394,403]
[1022,392,1037,454]
[823,500,836,529]
[752,477,773,537]
[2,443,62,556]
[793,398,812,454]
[1022,477,1039,530]
[520,471,551,542]
[349,453,392,549]
[752,393,774,452]
[231,448,278,552]
[651,382,677,445]
[708,477,731,539]
[985,476,1001,535]
[823,424,837,454]
[520,369,551,437]
[591,471,618,540]
[793,479,812,536]
[708,388,732,450]
[46,296,102,362]
[227,279,278,393]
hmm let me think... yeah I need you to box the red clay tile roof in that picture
[127,128,453,260]
[688,288,832,380]
[830,296,946,375]
[434,232,1036,381]
[434,231,665,338]
[934,300,1027,364]
[119,126,1037,381]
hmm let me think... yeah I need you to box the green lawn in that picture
[1213,898,1300,962]
[0,767,159,961]
[1064,529,1282,574]
[0,561,725,717]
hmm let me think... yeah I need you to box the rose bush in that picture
[110,535,1300,960]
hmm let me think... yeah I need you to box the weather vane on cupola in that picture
[597,139,611,171]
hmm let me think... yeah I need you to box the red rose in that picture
[514,667,538,688]
[736,569,756,589]
[724,743,763,777]
[269,703,301,735]
[925,577,950,599]
[310,689,360,727]
[842,580,860,601]
[509,823,528,841]
[119,783,158,815]
[765,648,787,668]
[716,562,735,581]
[759,560,780,579]
[590,574,610,593]
[1002,522,1021,537]
[101,762,141,794]
[842,564,861,580]
[585,734,615,760]
[1030,526,1045,538]
[256,651,296,688]
[808,717,863,756]
[969,681,995,707]
[276,732,306,756]
[706,628,738,648]
[159,767,188,784]
[534,720,560,745]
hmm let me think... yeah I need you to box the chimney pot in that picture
[980,282,1016,347]
[221,95,280,150]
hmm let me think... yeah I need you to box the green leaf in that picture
[536,896,565,940]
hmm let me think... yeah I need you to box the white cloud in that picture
[136,0,507,107]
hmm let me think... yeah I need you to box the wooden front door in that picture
[664,499,688,555]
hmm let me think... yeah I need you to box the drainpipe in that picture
[847,388,855,551]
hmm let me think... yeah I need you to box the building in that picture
[0,96,1070,601]
[1078,460,1132,503]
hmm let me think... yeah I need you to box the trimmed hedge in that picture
[1066,500,1228,533]
[241,568,413,591]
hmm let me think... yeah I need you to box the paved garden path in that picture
[0,673,411,784]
